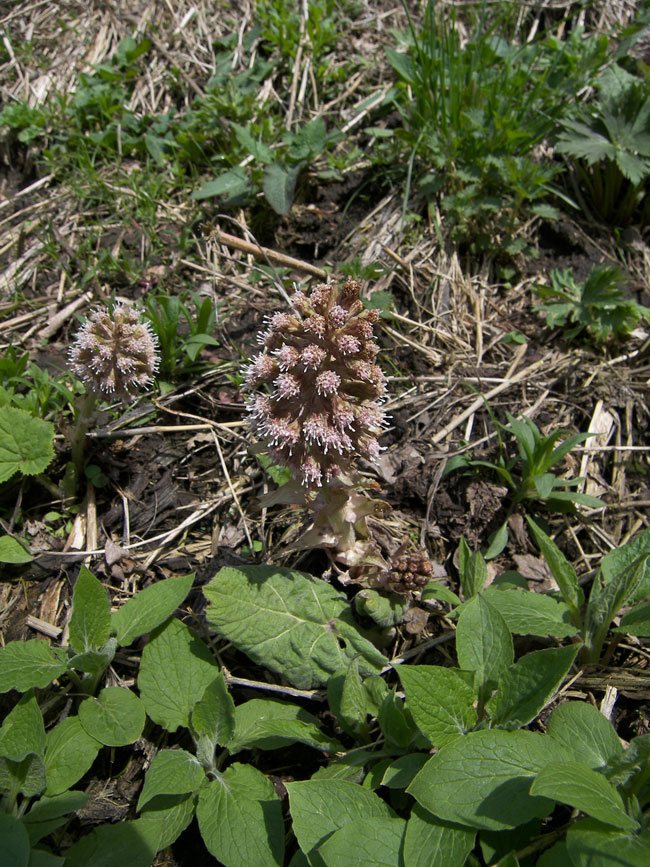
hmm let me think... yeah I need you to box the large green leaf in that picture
[287,779,395,866]
[0,690,45,759]
[487,645,579,728]
[403,805,475,867]
[0,813,30,867]
[408,730,569,831]
[531,762,637,831]
[547,702,623,770]
[566,819,650,867]
[203,566,386,689]
[229,698,342,754]
[196,763,284,867]
[137,749,205,810]
[62,818,156,867]
[0,641,68,693]
[318,817,406,867]
[398,665,476,748]
[111,574,194,646]
[191,672,236,762]
[138,618,218,733]
[78,687,145,747]
[0,406,54,483]
[68,566,111,654]
[455,594,513,694]
[44,716,101,795]
[262,162,303,215]
[480,586,578,638]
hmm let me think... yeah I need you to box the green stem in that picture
[69,390,98,492]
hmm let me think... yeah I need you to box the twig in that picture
[216,230,328,278]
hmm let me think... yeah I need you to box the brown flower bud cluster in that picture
[244,279,387,488]
[69,305,159,399]
[386,549,434,595]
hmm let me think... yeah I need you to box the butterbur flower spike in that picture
[69,305,159,400]
[243,278,387,488]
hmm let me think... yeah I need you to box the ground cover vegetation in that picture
[1,0,650,864]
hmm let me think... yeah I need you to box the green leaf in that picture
[68,566,111,654]
[484,521,509,560]
[229,698,342,754]
[462,548,488,598]
[526,517,583,619]
[377,688,419,748]
[290,117,327,158]
[354,589,409,627]
[0,406,54,483]
[23,791,88,844]
[0,535,31,563]
[138,617,218,733]
[44,716,101,795]
[196,763,284,867]
[566,819,650,867]
[403,805,475,867]
[287,779,395,866]
[203,566,386,689]
[379,754,429,790]
[616,601,650,636]
[398,665,477,748]
[479,587,579,638]
[547,702,623,770]
[0,640,68,693]
[339,659,369,736]
[318,817,406,867]
[111,574,194,646]
[191,167,250,200]
[27,851,65,867]
[408,730,569,831]
[138,793,196,852]
[262,162,303,215]
[191,671,235,760]
[232,122,273,164]
[0,813,30,867]
[78,687,145,747]
[487,644,579,728]
[0,690,45,759]
[62,818,156,867]
[67,641,116,676]
[0,753,46,799]
[137,749,205,810]
[585,553,650,662]
[601,527,650,605]
[455,595,513,693]
[531,762,638,830]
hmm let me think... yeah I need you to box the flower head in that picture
[69,305,159,399]
[243,278,386,487]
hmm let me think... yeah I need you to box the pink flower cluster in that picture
[244,279,387,488]
[69,305,159,399]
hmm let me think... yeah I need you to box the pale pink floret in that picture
[246,353,276,385]
[332,404,355,430]
[301,457,323,487]
[300,345,326,368]
[310,284,332,311]
[304,314,327,337]
[316,370,341,396]
[363,438,382,461]
[337,334,360,355]
[328,305,348,328]
[269,312,295,331]
[274,345,300,370]
[275,373,301,399]
[303,414,328,444]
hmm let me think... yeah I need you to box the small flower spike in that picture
[243,279,387,487]
[69,305,159,399]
